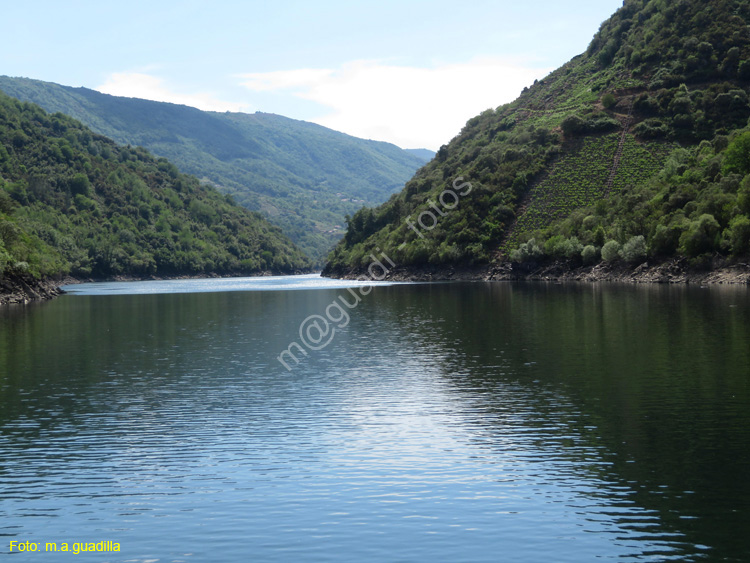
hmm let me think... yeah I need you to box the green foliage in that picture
[510,238,543,263]
[621,235,648,263]
[602,93,617,109]
[562,115,587,136]
[651,223,684,256]
[561,113,620,137]
[723,131,750,175]
[553,237,584,260]
[0,239,11,275]
[0,77,431,263]
[680,214,721,257]
[738,175,750,214]
[0,91,311,280]
[502,134,672,255]
[581,244,598,264]
[601,240,622,262]
[0,188,15,214]
[69,173,91,196]
[324,0,750,274]
[725,215,750,255]
[633,119,669,139]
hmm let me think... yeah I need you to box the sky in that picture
[2,1,624,150]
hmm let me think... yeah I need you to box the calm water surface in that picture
[1,275,749,562]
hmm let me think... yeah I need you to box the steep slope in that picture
[0,77,432,263]
[324,0,750,277]
[0,90,310,295]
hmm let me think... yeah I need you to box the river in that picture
[1,275,748,561]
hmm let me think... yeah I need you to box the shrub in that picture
[679,214,721,256]
[587,115,620,133]
[0,189,15,214]
[0,241,10,275]
[581,245,598,264]
[726,215,750,256]
[621,235,648,263]
[598,39,618,67]
[68,173,91,196]
[544,235,565,256]
[633,119,669,139]
[651,223,684,256]
[738,176,750,214]
[601,240,622,262]
[510,238,543,263]
[558,237,584,260]
[12,261,29,273]
[723,131,750,175]
[593,225,606,247]
[602,93,617,109]
[561,115,587,136]
[581,215,598,230]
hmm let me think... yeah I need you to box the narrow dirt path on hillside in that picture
[603,100,635,197]
[496,99,635,259]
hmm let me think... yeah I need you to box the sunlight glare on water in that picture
[60,273,392,295]
[1,278,748,562]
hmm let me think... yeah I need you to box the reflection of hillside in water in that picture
[356,282,750,561]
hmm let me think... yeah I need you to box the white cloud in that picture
[242,68,336,92]
[239,59,551,150]
[97,72,252,113]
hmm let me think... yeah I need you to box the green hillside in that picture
[0,91,310,282]
[324,0,750,275]
[0,77,432,263]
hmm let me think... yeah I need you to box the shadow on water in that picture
[1,282,748,561]
[354,282,750,561]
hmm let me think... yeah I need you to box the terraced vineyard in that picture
[325,0,750,275]
[610,136,673,192]
[500,133,672,254]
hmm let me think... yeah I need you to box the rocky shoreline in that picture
[324,257,750,285]
[3,259,748,307]
[0,274,66,305]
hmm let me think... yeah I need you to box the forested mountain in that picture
[324,0,750,276]
[0,91,310,283]
[0,77,432,263]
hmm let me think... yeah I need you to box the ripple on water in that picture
[2,281,749,562]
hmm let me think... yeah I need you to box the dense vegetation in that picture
[0,91,310,280]
[324,0,750,275]
[0,77,431,263]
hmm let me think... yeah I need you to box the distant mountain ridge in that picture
[404,148,436,161]
[0,76,433,263]
[0,90,311,292]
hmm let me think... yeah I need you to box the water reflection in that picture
[1,281,748,562]
[348,282,750,561]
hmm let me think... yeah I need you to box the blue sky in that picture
[2,1,623,149]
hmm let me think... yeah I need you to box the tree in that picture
[621,235,647,263]
[0,189,15,214]
[561,115,587,136]
[510,238,543,263]
[723,131,750,175]
[680,214,721,256]
[602,93,617,109]
[69,173,91,196]
[601,240,621,262]
[581,245,598,264]
[726,215,750,256]
[593,226,606,247]
[0,238,11,275]
[738,176,750,215]
[558,237,584,260]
